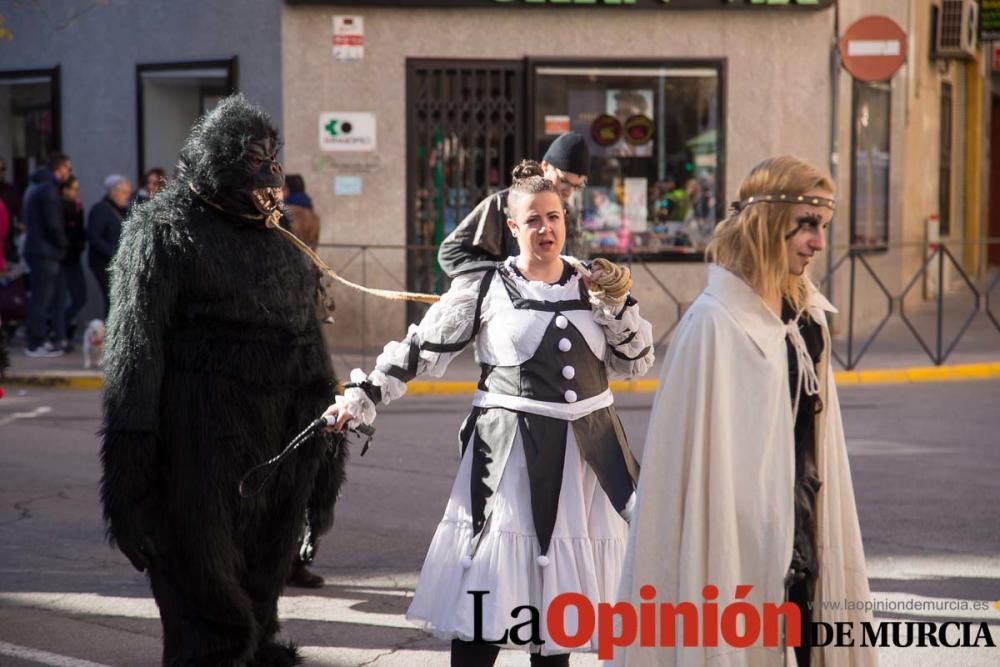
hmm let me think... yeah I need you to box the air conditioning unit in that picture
[935,0,978,60]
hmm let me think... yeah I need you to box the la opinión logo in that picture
[466,585,998,660]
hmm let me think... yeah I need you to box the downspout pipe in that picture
[828,1,840,305]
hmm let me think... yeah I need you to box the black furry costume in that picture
[99,95,345,666]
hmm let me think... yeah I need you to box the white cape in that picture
[611,265,877,667]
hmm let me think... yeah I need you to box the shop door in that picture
[0,67,61,226]
[137,59,237,182]
[406,59,524,320]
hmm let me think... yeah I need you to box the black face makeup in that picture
[785,213,828,240]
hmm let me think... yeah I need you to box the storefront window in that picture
[137,60,236,179]
[850,79,891,248]
[532,62,723,260]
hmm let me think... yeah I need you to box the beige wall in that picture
[829,0,990,341]
[281,5,837,350]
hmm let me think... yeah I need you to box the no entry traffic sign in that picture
[839,15,907,82]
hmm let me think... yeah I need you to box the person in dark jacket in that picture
[87,174,131,318]
[51,175,88,349]
[131,167,167,208]
[0,198,8,276]
[282,173,320,251]
[437,132,590,278]
[22,153,72,357]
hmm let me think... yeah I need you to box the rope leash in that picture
[190,183,441,305]
[266,219,442,305]
[192,183,633,306]
[565,257,633,300]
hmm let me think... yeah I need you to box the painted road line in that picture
[0,405,52,427]
[0,641,110,667]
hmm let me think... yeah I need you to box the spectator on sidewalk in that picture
[22,153,72,358]
[131,167,166,208]
[0,157,21,224]
[283,173,320,251]
[52,175,87,350]
[0,198,8,276]
[87,174,131,318]
[1,158,22,276]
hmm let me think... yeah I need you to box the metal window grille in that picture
[405,60,524,320]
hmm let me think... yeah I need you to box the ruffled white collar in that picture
[501,257,584,302]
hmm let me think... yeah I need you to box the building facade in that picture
[0,0,994,355]
[0,0,283,326]
[284,0,837,347]
[0,1,283,207]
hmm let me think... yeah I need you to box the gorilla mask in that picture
[177,94,285,222]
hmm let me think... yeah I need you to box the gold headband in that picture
[730,193,836,214]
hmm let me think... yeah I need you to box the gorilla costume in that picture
[99,95,345,666]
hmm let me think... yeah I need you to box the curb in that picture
[3,372,105,391]
[832,361,1000,386]
[4,362,1000,394]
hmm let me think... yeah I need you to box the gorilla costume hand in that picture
[100,431,161,573]
[108,507,157,573]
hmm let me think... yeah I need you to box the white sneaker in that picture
[25,342,65,358]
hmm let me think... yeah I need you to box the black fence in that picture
[315,240,1000,371]
[817,242,1000,369]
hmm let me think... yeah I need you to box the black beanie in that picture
[542,131,590,177]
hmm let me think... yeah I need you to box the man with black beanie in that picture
[437,131,590,277]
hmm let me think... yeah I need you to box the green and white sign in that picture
[319,112,376,152]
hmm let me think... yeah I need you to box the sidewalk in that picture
[5,304,999,393]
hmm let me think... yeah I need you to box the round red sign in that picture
[839,15,907,82]
[624,114,654,146]
[591,114,622,147]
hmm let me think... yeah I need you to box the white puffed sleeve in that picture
[590,293,655,379]
[342,271,490,426]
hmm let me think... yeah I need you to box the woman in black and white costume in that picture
[324,160,654,666]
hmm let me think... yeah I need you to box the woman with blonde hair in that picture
[612,155,877,667]
[324,160,654,666]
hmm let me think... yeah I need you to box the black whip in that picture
[238,418,375,498]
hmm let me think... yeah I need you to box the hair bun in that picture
[511,159,545,182]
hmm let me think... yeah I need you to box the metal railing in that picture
[815,240,1000,369]
[315,239,1000,371]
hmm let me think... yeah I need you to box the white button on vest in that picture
[558,338,572,352]
[564,389,578,403]
[555,315,569,329]
[562,365,576,380]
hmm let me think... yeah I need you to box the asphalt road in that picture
[1,382,998,666]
